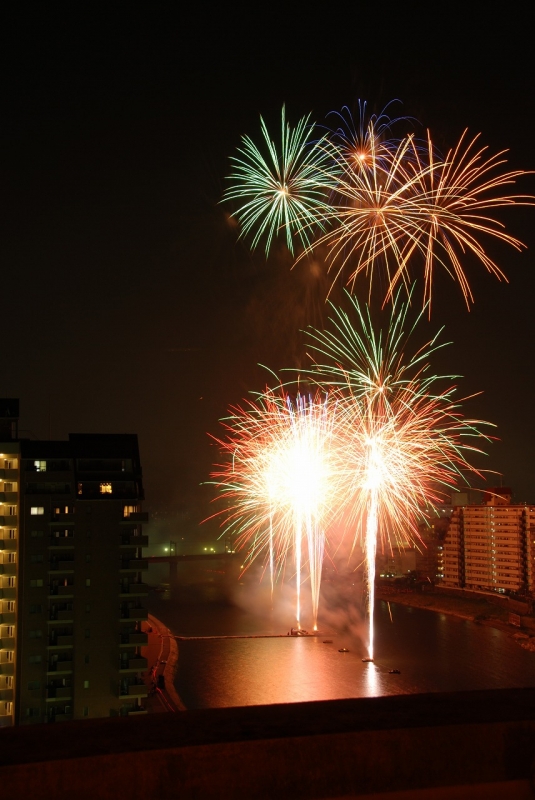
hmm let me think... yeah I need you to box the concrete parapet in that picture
[0,688,535,798]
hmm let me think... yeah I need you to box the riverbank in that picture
[142,616,186,712]
[377,587,507,622]
[376,587,535,650]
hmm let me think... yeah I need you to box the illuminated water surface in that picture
[150,591,535,710]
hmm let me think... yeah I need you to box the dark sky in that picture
[3,5,535,537]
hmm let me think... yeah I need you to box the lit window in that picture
[34,461,46,472]
[83,680,89,689]
[100,483,112,494]
[30,507,44,516]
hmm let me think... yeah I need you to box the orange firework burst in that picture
[303,126,532,310]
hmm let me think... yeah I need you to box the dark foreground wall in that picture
[1,689,535,799]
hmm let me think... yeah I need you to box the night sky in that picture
[4,6,535,541]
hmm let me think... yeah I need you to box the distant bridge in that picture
[147,552,241,589]
[148,553,240,564]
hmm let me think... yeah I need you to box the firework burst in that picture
[209,388,340,629]
[223,106,336,256]
[303,289,494,656]
[300,126,532,309]
[224,100,532,309]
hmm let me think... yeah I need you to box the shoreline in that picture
[145,615,187,712]
[376,588,535,649]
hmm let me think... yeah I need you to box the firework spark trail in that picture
[365,491,378,659]
[303,289,494,657]
[209,389,339,628]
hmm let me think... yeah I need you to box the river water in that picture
[149,583,535,710]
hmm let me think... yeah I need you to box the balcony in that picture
[48,635,74,647]
[0,588,15,600]
[0,469,19,481]
[0,516,17,526]
[46,687,72,700]
[0,688,13,702]
[0,539,17,552]
[120,683,148,698]
[48,610,73,622]
[120,534,149,548]
[120,632,148,646]
[120,559,148,572]
[0,493,18,503]
[48,516,75,526]
[48,562,75,573]
[0,564,17,576]
[120,583,149,597]
[49,585,74,597]
[47,661,73,674]
[120,656,148,672]
[120,607,148,621]
[48,541,74,550]
[121,512,148,524]
[0,638,15,649]
[0,663,14,676]
[0,612,15,625]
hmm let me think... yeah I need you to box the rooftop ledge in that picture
[0,688,534,799]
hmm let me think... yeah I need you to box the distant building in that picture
[0,401,148,727]
[438,488,535,595]
[377,546,416,578]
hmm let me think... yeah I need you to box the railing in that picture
[47,661,73,673]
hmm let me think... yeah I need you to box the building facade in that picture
[438,488,535,595]
[0,402,149,726]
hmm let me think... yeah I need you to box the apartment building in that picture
[0,401,149,726]
[438,488,535,595]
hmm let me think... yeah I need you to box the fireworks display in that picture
[210,97,526,657]
[211,293,491,650]
[224,101,532,307]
